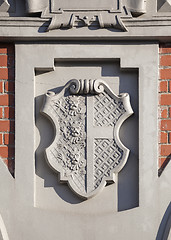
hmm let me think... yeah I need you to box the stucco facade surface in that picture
[0,0,170,240]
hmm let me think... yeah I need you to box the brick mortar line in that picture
[0,54,15,56]
[0,118,15,119]
[0,134,15,136]
[159,156,171,158]
[159,67,171,69]
[0,93,15,94]
[159,79,171,81]
[0,146,15,148]
[0,66,15,68]
[0,119,15,121]
[160,53,171,56]
[0,128,15,130]
[2,106,4,118]
[0,120,14,121]
[1,159,15,161]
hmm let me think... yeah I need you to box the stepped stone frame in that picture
[10,42,163,239]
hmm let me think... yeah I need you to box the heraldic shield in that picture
[41,79,133,199]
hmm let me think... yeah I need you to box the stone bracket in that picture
[46,11,129,31]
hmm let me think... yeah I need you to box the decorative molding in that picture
[0,16,171,40]
[25,0,147,15]
[41,79,133,199]
[46,11,129,31]
[127,0,146,16]
[0,0,10,12]
[24,0,147,31]
[42,6,131,31]
[0,0,15,14]
[158,0,171,12]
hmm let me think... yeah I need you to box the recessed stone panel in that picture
[35,60,139,211]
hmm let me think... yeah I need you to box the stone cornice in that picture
[0,16,171,41]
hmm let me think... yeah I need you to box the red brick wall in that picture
[0,44,15,176]
[159,44,171,173]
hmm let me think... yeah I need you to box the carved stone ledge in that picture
[0,16,171,40]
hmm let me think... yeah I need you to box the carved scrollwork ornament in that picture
[69,79,106,95]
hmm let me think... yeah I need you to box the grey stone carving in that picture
[41,79,133,199]
[25,0,146,31]
[25,0,146,15]
[0,0,10,12]
[127,0,146,15]
[158,0,171,12]
[46,12,129,31]
[0,0,15,14]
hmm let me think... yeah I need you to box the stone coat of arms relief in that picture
[41,79,133,199]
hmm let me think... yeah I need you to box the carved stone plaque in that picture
[51,0,119,12]
[25,0,146,31]
[41,79,133,198]
[26,0,146,15]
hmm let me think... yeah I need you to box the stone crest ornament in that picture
[0,0,15,14]
[25,0,146,31]
[41,79,133,199]
[0,0,9,11]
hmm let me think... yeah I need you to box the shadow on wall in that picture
[35,89,83,204]
[156,202,171,240]
[35,62,139,209]
[158,154,171,177]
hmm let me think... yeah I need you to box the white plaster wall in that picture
[0,43,170,240]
